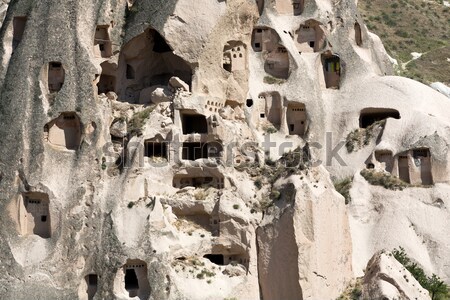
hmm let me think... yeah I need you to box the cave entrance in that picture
[265,46,289,79]
[413,149,433,185]
[48,62,65,93]
[125,269,139,292]
[322,53,341,89]
[85,274,98,300]
[23,192,51,238]
[359,108,400,128]
[182,142,208,160]
[398,155,410,184]
[181,112,208,134]
[355,22,362,46]
[13,16,27,50]
[287,103,306,137]
[295,20,325,53]
[145,141,168,160]
[204,254,224,265]
[375,150,394,173]
[222,41,246,72]
[44,112,81,150]
[94,25,112,58]
[261,92,282,128]
[117,28,192,103]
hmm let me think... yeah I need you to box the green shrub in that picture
[345,121,384,153]
[395,30,409,38]
[392,247,449,300]
[254,179,262,189]
[351,287,362,300]
[334,177,353,204]
[128,105,156,136]
[127,201,135,208]
[386,19,397,27]
[233,204,239,209]
[427,274,449,300]
[360,169,408,190]
[259,197,273,210]
[263,76,286,85]
[336,278,363,300]
[270,189,281,200]
[101,157,107,170]
[264,126,278,134]
[197,268,215,280]
[279,147,307,170]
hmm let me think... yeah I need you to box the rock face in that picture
[0,0,448,299]
[362,251,431,300]
[257,168,353,300]
[0,1,8,27]
[430,82,450,98]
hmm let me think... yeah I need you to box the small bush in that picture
[264,126,278,134]
[392,247,449,299]
[254,179,262,189]
[345,128,371,152]
[128,105,156,136]
[337,278,363,300]
[127,201,135,208]
[351,287,362,300]
[101,157,107,170]
[202,269,216,277]
[263,76,286,85]
[270,189,281,200]
[346,121,384,152]
[360,169,408,190]
[233,204,239,209]
[334,177,353,204]
[259,197,273,210]
[197,268,215,280]
[279,147,308,169]
[395,30,409,38]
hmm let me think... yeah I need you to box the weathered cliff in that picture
[0,0,448,299]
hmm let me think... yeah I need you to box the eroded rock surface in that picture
[362,251,431,300]
[0,0,448,299]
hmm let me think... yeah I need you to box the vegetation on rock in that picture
[345,120,384,153]
[263,75,286,85]
[392,247,449,300]
[360,169,408,190]
[334,177,353,204]
[336,278,363,300]
[128,105,156,136]
[359,0,450,85]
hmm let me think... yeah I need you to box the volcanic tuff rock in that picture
[0,0,448,299]
[362,251,431,300]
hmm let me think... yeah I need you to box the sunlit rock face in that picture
[0,0,449,299]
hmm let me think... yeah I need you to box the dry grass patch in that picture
[360,169,409,190]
